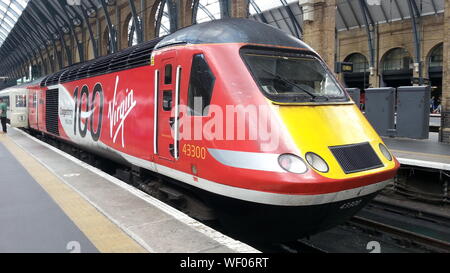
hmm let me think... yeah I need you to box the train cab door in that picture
[37,90,46,132]
[155,51,181,161]
[9,90,28,128]
[28,91,38,129]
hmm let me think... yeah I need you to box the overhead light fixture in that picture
[73,18,81,26]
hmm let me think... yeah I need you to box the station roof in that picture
[0,0,29,48]
[0,0,446,79]
[336,0,445,31]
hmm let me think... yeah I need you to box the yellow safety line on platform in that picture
[390,149,450,160]
[0,134,147,253]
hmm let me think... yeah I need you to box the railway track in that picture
[261,198,450,253]
[349,216,450,253]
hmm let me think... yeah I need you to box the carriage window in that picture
[188,54,215,116]
[164,64,172,84]
[15,95,27,107]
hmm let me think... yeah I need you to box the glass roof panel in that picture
[196,0,221,23]
[0,0,29,48]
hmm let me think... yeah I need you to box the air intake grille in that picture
[53,37,164,85]
[45,88,59,136]
[329,142,383,174]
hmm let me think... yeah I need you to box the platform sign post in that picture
[365,88,396,137]
[397,86,431,139]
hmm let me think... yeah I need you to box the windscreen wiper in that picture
[261,68,329,102]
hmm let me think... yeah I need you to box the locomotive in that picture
[1,19,399,241]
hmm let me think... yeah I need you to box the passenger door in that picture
[156,51,181,161]
[9,90,28,128]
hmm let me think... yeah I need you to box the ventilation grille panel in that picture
[329,142,383,174]
[45,88,59,136]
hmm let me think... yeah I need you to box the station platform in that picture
[383,133,450,171]
[0,128,257,253]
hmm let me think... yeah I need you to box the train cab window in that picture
[241,48,349,103]
[164,64,172,84]
[188,54,216,116]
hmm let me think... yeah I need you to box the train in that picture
[0,19,399,242]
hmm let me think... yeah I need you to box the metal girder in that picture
[199,3,215,21]
[155,0,167,36]
[379,1,390,23]
[347,0,362,28]
[41,0,74,66]
[337,5,349,31]
[21,13,52,74]
[219,0,230,18]
[267,9,282,29]
[100,0,118,54]
[15,21,47,77]
[407,0,423,84]
[393,0,404,20]
[280,0,302,38]
[0,0,27,48]
[430,0,438,14]
[166,0,178,33]
[192,0,199,24]
[29,1,66,68]
[128,0,144,44]
[249,0,269,24]
[26,9,61,71]
[358,0,376,74]
[4,30,31,72]
[56,0,85,63]
[78,3,99,58]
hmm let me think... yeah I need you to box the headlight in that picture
[379,143,392,161]
[305,152,329,173]
[278,154,308,174]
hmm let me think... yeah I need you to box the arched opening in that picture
[428,43,443,112]
[380,48,413,88]
[343,53,370,90]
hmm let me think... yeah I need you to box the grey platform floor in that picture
[383,133,450,171]
[1,129,256,253]
[0,142,98,253]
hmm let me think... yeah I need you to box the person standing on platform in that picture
[0,98,7,134]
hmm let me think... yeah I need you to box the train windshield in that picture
[242,49,349,103]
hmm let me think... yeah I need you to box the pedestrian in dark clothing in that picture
[0,98,7,134]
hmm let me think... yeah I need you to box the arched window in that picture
[429,43,443,68]
[382,48,412,72]
[345,53,369,73]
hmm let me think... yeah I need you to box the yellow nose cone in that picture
[276,103,396,179]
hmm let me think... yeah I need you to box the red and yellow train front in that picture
[164,43,400,241]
